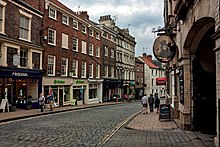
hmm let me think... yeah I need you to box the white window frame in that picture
[82,25,86,34]
[72,37,78,51]
[0,1,6,34]
[96,64,100,78]
[48,28,56,45]
[20,48,28,67]
[61,58,68,76]
[111,66,114,78]
[73,19,78,30]
[62,33,68,49]
[19,10,32,42]
[104,46,108,56]
[89,64,93,78]
[72,60,78,77]
[104,65,108,77]
[96,46,100,57]
[47,55,55,76]
[96,32,100,40]
[81,62,86,78]
[111,49,114,58]
[89,28,93,37]
[89,44,93,56]
[62,14,69,25]
[49,7,57,20]
[81,41,87,54]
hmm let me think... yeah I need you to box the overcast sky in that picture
[59,0,164,57]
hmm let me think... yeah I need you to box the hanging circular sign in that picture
[153,35,176,63]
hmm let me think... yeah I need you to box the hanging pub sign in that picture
[153,35,176,63]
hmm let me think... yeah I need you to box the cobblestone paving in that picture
[0,102,141,147]
[103,128,198,147]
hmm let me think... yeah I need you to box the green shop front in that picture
[42,77,72,106]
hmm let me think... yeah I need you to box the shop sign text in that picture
[54,80,65,84]
[12,72,28,77]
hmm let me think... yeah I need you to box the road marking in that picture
[98,110,142,145]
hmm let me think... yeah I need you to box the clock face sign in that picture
[153,35,176,63]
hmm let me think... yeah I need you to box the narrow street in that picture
[0,102,141,147]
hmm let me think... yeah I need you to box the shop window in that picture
[20,48,28,67]
[7,47,17,67]
[89,84,97,99]
[32,52,40,69]
[64,86,70,102]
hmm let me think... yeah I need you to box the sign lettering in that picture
[12,72,28,77]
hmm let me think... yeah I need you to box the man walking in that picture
[141,94,148,114]
[148,94,154,112]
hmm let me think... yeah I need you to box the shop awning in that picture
[156,77,167,85]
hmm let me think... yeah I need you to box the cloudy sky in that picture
[59,0,164,57]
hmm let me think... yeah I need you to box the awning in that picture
[156,77,167,85]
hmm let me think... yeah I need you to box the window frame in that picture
[72,60,78,77]
[82,24,86,34]
[72,19,78,30]
[61,33,68,49]
[47,55,55,76]
[89,63,93,78]
[89,43,93,56]
[19,10,32,42]
[20,48,28,67]
[72,37,78,51]
[62,14,69,25]
[49,7,57,20]
[0,1,6,34]
[61,58,68,76]
[96,46,100,57]
[96,64,100,78]
[81,62,86,78]
[48,28,56,46]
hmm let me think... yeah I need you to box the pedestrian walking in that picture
[154,93,160,113]
[141,94,148,114]
[47,88,54,111]
[38,93,45,112]
[148,94,154,112]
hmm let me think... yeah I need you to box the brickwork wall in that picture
[42,2,102,78]
[4,0,43,46]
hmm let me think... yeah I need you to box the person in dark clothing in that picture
[148,94,154,112]
[154,93,160,113]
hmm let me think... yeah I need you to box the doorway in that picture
[193,26,216,134]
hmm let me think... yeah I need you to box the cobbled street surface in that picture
[0,102,141,147]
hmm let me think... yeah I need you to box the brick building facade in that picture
[41,0,103,106]
[0,0,44,109]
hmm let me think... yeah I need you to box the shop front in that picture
[88,79,103,104]
[0,66,43,109]
[103,79,122,102]
[72,79,88,105]
[43,77,72,106]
